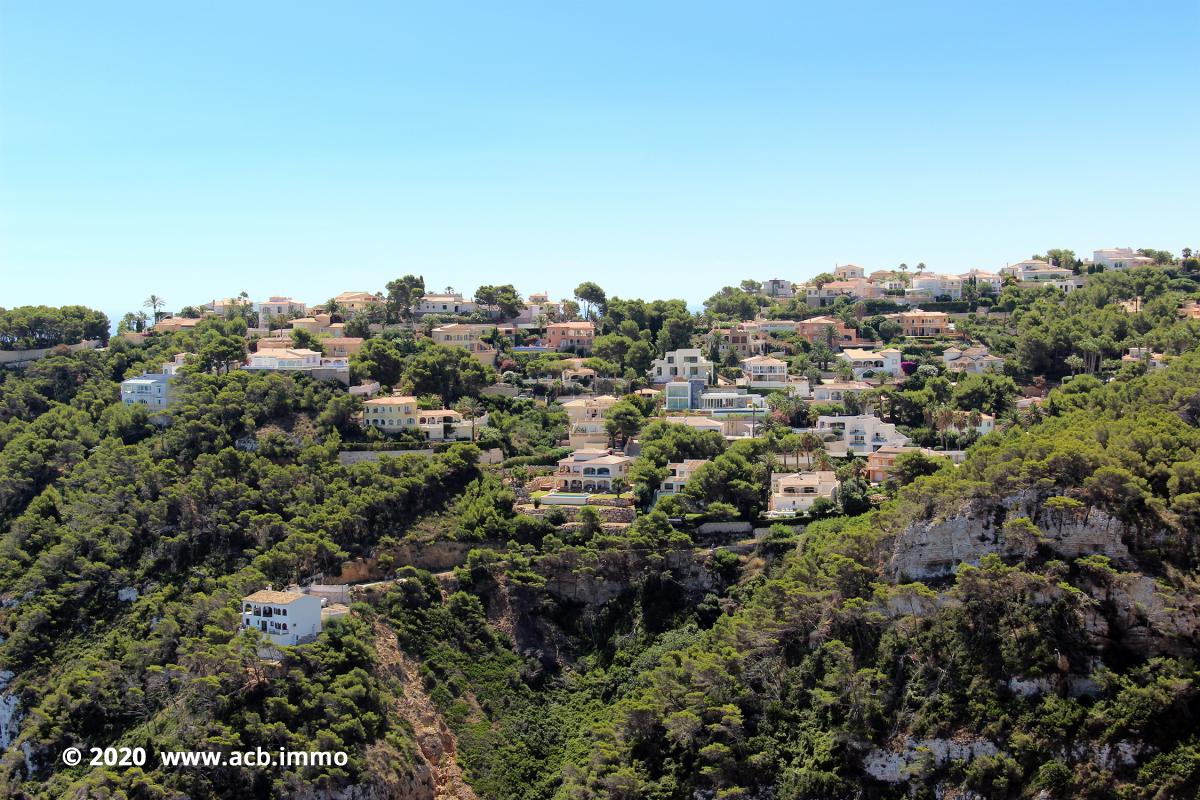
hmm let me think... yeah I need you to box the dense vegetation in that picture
[0,305,110,351]
[3,262,1200,798]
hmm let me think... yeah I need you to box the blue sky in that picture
[1,1,1197,322]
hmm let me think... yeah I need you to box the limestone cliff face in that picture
[885,490,1135,582]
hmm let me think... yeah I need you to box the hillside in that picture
[1,271,1199,799]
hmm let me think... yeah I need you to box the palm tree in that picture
[324,298,344,321]
[143,294,166,322]
[798,431,823,470]
[933,405,956,450]
[454,397,484,441]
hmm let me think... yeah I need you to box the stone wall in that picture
[0,339,100,367]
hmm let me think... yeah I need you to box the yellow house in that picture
[362,396,419,431]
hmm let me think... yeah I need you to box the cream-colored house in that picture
[333,292,382,313]
[431,323,499,366]
[553,450,634,493]
[362,395,419,431]
[839,347,903,378]
[943,345,1004,373]
[562,395,618,448]
[768,471,839,515]
[811,380,872,403]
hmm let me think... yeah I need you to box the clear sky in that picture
[1,1,1197,323]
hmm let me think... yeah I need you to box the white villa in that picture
[120,373,174,412]
[816,414,910,455]
[120,352,196,413]
[839,348,903,378]
[553,449,634,493]
[650,348,714,385]
[811,380,873,404]
[1093,248,1154,271]
[767,471,839,515]
[241,589,324,647]
[246,348,349,376]
[417,293,479,316]
[740,355,809,393]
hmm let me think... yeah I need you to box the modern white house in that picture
[120,373,174,412]
[256,297,308,328]
[120,353,196,413]
[664,379,708,411]
[697,390,768,416]
[761,279,795,299]
[816,414,910,455]
[241,589,324,647]
[767,471,839,515]
[650,348,714,385]
[839,348,903,378]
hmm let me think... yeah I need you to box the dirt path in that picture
[373,621,478,800]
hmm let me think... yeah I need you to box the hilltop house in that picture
[1093,248,1154,271]
[416,293,478,316]
[761,279,795,299]
[333,292,382,313]
[241,589,324,647]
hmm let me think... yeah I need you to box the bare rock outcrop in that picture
[886,491,1133,582]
